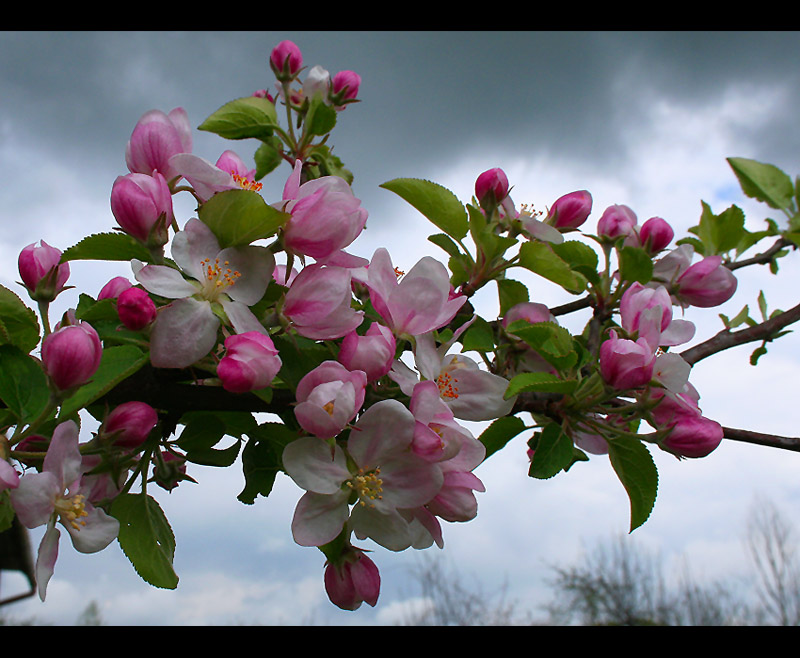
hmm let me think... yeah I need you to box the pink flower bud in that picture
[18,241,70,303]
[117,287,157,331]
[110,171,174,246]
[502,302,556,330]
[41,320,103,391]
[331,70,361,104]
[661,412,723,458]
[125,108,192,181]
[597,204,637,240]
[100,401,158,449]
[294,361,367,439]
[475,168,510,210]
[324,549,380,611]
[155,451,187,492]
[599,331,655,391]
[217,332,282,394]
[546,190,593,229]
[638,216,674,254]
[270,40,303,79]
[98,276,133,301]
[338,322,396,381]
[675,256,738,308]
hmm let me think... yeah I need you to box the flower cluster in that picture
[6,37,785,615]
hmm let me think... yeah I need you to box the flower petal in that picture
[149,298,219,368]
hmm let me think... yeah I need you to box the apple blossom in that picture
[125,107,192,181]
[597,204,637,240]
[270,40,303,79]
[110,171,173,247]
[294,361,367,439]
[599,330,656,391]
[324,546,380,611]
[475,167,509,212]
[97,276,133,300]
[546,190,593,230]
[282,263,364,340]
[41,318,103,392]
[99,401,159,449]
[338,322,396,382]
[331,70,361,105]
[358,248,467,338]
[283,399,443,551]
[277,160,368,262]
[10,421,119,600]
[169,150,261,202]
[117,286,157,331]
[619,282,695,351]
[636,216,674,254]
[18,240,70,303]
[675,255,738,308]
[133,218,274,368]
[217,331,282,393]
[0,459,19,491]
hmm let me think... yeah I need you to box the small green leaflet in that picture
[60,232,152,263]
[607,437,659,532]
[727,157,795,211]
[478,415,527,460]
[529,423,575,479]
[198,96,278,141]
[0,284,40,354]
[112,493,178,590]
[197,189,289,248]
[380,178,468,240]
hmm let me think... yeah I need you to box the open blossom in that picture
[133,218,274,368]
[282,263,364,340]
[10,421,119,600]
[390,329,516,422]
[294,361,367,439]
[620,282,695,351]
[125,107,192,181]
[18,241,70,303]
[217,331,282,393]
[277,160,368,262]
[283,399,443,551]
[357,248,467,338]
[408,380,479,462]
[168,150,261,202]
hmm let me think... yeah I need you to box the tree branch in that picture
[680,301,800,366]
[726,237,793,272]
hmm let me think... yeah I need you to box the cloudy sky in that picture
[2,31,800,625]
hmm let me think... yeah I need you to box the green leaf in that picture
[428,233,463,259]
[197,189,289,248]
[618,246,653,285]
[505,320,578,372]
[0,284,40,353]
[478,415,527,460]
[607,437,658,532]
[506,371,578,398]
[728,157,795,210]
[253,137,284,180]
[60,232,152,263]
[459,315,495,353]
[518,242,587,293]
[272,335,331,393]
[690,202,745,255]
[176,412,242,467]
[380,178,468,240]
[112,493,178,590]
[59,345,148,418]
[238,422,298,504]
[306,96,338,136]
[198,96,278,141]
[529,423,575,479]
[0,344,50,424]
[496,278,529,316]
[551,240,600,284]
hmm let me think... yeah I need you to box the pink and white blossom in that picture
[10,421,119,600]
[357,248,467,338]
[338,322,396,382]
[294,361,367,439]
[133,218,274,368]
[283,399,443,551]
[217,331,282,393]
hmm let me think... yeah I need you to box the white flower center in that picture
[200,257,241,301]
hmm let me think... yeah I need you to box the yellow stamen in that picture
[232,172,263,192]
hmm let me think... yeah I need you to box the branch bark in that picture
[679,301,800,366]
